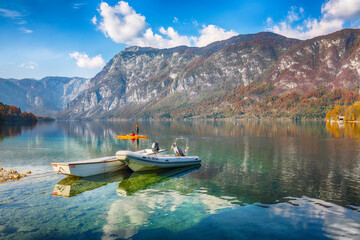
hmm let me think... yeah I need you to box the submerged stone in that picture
[0,168,27,183]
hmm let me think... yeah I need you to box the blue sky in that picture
[0,0,359,79]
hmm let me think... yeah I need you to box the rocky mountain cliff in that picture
[0,76,88,116]
[265,29,360,95]
[60,32,300,119]
[3,29,360,119]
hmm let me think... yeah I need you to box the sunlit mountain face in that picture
[60,29,360,120]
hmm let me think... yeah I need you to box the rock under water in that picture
[0,168,29,183]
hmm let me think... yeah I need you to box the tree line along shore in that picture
[2,89,360,123]
[0,102,37,123]
[326,101,360,122]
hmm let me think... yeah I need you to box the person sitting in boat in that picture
[130,131,135,136]
[152,142,159,153]
[172,144,185,156]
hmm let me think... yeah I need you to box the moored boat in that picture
[125,152,201,172]
[51,156,126,177]
[115,145,167,163]
[125,139,201,172]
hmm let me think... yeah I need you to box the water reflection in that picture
[52,169,132,198]
[191,135,360,208]
[326,121,360,138]
[1,120,360,239]
[271,197,360,240]
[0,122,36,141]
[56,120,331,139]
[105,189,234,239]
[105,185,360,240]
[116,166,200,196]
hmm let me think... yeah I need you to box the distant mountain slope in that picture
[265,29,360,94]
[60,32,300,119]
[0,76,88,116]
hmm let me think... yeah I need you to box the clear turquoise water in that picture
[0,120,359,240]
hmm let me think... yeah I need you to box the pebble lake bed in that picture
[0,120,360,240]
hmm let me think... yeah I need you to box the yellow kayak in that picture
[117,134,148,140]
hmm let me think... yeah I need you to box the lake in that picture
[0,120,359,240]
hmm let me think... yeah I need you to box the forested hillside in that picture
[0,102,38,123]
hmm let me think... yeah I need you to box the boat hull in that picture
[51,156,125,177]
[115,150,131,161]
[115,149,167,163]
[126,152,201,172]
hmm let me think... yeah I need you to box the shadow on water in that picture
[52,165,201,198]
[116,165,201,196]
[52,169,132,198]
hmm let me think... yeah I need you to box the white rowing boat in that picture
[51,156,126,177]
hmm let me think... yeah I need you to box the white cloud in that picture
[268,0,360,39]
[322,0,360,20]
[17,20,27,25]
[194,25,238,47]
[0,8,33,34]
[127,25,237,48]
[91,16,97,25]
[191,19,199,27]
[94,1,238,49]
[73,3,86,9]
[69,52,105,69]
[128,27,192,49]
[97,1,146,43]
[19,61,38,70]
[19,27,33,34]
[0,8,22,19]
[286,6,304,23]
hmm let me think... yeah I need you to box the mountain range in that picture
[0,76,88,116]
[1,29,360,119]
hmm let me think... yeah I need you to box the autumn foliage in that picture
[326,106,345,121]
[326,101,360,121]
[0,102,37,123]
[344,101,360,121]
[155,85,360,119]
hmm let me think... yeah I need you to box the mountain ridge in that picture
[59,31,301,119]
[0,76,88,116]
[264,29,360,95]
[2,29,360,119]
